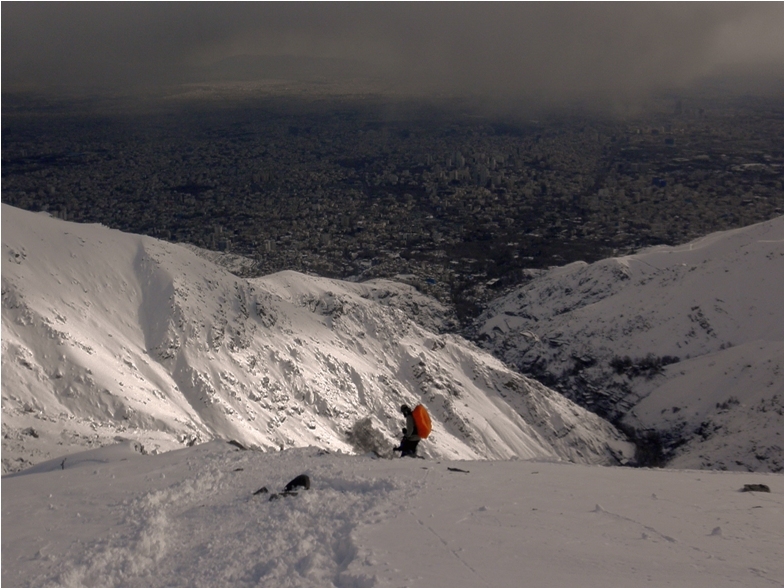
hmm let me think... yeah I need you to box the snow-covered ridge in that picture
[1,205,632,472]
[472,216,784,472]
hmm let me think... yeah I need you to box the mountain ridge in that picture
[2,204,632,472]
[471,215,784,471]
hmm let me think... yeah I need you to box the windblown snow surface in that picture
[2,441,782,588]
[472,216,784,472]
[1,204,632,473]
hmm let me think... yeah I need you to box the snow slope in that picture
[2,441,782,588]
[1,204,632,472]
[472,216,784,472]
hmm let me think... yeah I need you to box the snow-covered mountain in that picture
[1,204,632,472]
[472,216,784,472]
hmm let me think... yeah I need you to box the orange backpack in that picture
[412,404,432,439]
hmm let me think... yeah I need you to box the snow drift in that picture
[4,441,782,588]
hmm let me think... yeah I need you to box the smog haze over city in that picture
[3,2,784,319]
[4,3,784,103]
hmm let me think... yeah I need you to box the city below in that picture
[3,86,783,323]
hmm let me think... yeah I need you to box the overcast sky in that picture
[3,3,784,103]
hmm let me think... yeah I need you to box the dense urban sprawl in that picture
[3,92,783,321]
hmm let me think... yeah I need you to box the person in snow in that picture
[393,404,420,457]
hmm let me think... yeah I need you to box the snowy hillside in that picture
[3,441,782,588]
[1,204,632,472]
[472,216,784,472]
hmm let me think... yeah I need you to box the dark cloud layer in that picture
[3,3,784,104]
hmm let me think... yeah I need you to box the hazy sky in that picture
[3,3,784,103]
